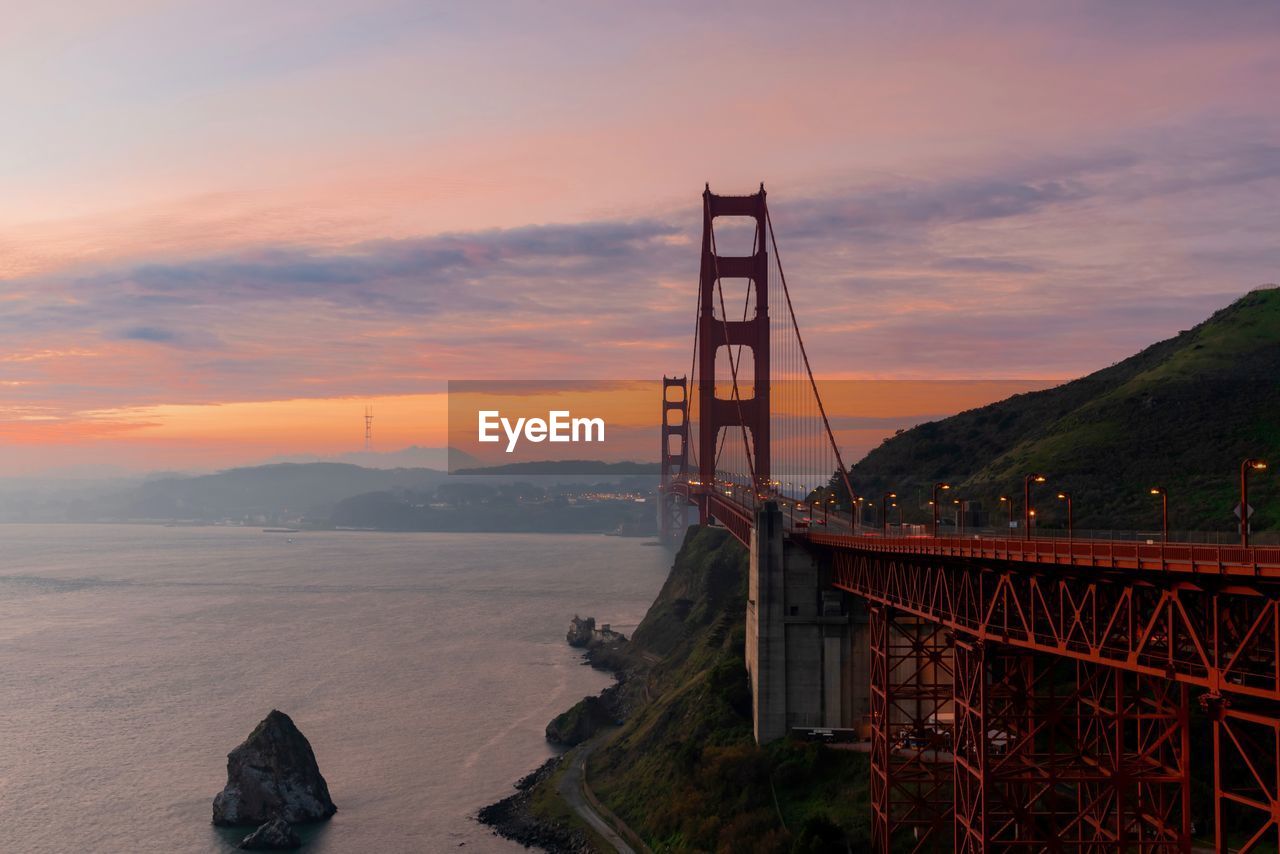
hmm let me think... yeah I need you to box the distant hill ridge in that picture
[0,459,660,524]
[123,463,450,520]
[848,286,1280,533]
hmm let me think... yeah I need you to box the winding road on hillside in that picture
[558,739,636,854]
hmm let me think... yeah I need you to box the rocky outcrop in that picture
[567,615,628,651]
[545,694,618,746]
[566,615,596,647]
[238,818,301,850]
[212,710,337,827]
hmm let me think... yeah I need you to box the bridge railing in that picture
[802,529,1280,576]
[949,526,1280,546]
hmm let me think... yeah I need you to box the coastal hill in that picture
[848,287,1280,534]
[504,527,869,851]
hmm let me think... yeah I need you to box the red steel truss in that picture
[832,545,1270,852]
[870,606,953,851]
[1213,703,1280,851]
[673,486,754,547]
[954,645,1190,852]
[1075,662,1190,849]
[821,546,1280,704]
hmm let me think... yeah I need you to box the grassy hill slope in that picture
[849,287,1280,533]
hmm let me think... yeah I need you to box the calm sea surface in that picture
[0,524,671,853]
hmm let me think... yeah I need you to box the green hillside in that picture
[847,287,1280,535]
[532,527,871,852]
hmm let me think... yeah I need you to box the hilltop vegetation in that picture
[848,287,1280,534]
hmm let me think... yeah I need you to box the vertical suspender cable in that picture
[766,206,855,508]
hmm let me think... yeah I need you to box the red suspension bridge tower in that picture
[659,375,690,543]
[697,185,770,499]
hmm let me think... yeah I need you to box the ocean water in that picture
[0,524,671,853]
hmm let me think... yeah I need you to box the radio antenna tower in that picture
[364,405,374,451]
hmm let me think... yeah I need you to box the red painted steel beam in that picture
[953,638,987,853]
[1213,703,1280,852]
[802,530,1280,580]
[870,606,954,852]
[823,547,1280,706]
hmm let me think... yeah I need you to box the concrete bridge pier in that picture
[746,500,869,744]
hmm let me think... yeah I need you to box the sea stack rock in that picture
[212,710,337,826]
[238,818,302,850]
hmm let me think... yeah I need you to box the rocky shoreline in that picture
[475,758,595,852]
[477,615,642,852]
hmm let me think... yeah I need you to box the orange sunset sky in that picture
[2,2,1278,474]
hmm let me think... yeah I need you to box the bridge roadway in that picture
[693,483,1280,577]
[680,482,1280,705]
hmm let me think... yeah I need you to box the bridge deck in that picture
[800,530,1280,579]
[681,485,1280,579]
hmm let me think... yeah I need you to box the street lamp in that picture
[932,482,952,537]
[882,492,897,536]
[953,498,966,535]
[1057,492,1073,540]
[1024,473,1046,540]
[999,496,1012,534]
[855,496,866,533]
[1150,487,1168,542]
[1241,459,1267,547]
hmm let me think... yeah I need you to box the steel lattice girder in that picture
[1071,662,1190,850]
[953,638,987,853]
[1214,704,1280,852]
[953,645,1191,852]
[870,606,954,853]
[828,549,1280,704]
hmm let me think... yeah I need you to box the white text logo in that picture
[477,410,606,453]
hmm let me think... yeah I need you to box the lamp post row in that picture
[748,457,1266,544]
[835,458,1267,543]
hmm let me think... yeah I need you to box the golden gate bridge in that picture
[659,185,1280,852]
